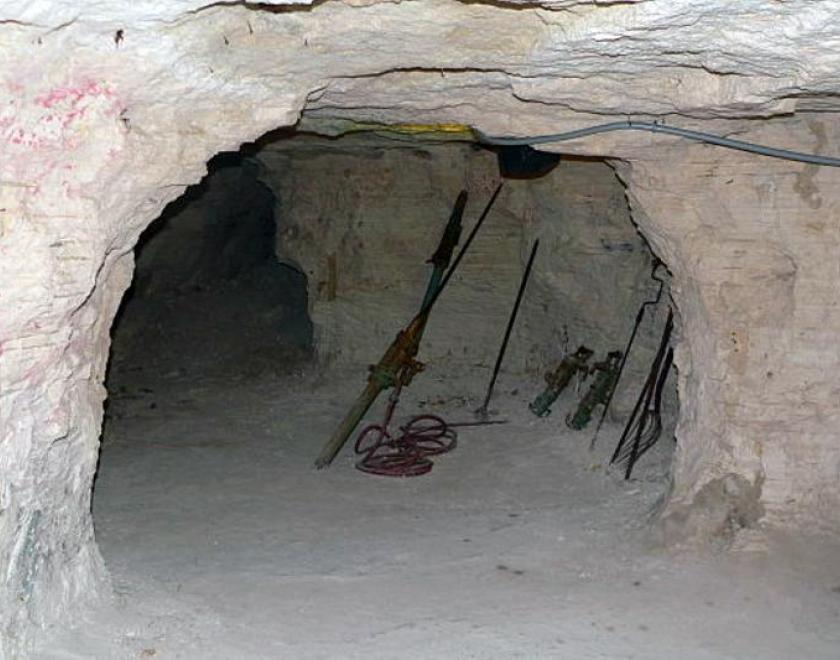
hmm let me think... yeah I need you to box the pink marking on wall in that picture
[35,80,113,109]
[1,77,126,200]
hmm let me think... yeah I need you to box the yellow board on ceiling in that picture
[345,121,475,139]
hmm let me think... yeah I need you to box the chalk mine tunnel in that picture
[3,1,840,657]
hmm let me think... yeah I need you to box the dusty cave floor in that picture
[36,366,840,659]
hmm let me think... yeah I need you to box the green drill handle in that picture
[567,351,622,430]
[567,371,606,429]
[529,346,593,417]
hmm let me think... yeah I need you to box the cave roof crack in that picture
[302,100,481,115]
[331,66,542,81]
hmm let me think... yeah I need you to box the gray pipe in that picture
[477,120,840,168]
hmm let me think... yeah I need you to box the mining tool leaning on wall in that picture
[529,346,594,418]
[566,351,623,431]
[610,308,675,479]
[314,185,503,469]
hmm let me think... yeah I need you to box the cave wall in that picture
[4,0,840,652]
[614,117,840,538]
[259,136,666,416]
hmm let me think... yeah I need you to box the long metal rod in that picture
[477,238,540,417]
[610,307,674,477]
[622,318,674,479]
[589,259,665,451]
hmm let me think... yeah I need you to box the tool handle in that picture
[314,380,382,468]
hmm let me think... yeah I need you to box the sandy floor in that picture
[33,365,840,659]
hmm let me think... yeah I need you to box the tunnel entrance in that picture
[93,129,679,655]
[106,152,313,396]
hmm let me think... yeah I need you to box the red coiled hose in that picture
[354,414,458,477]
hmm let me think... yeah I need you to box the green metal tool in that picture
[566,351,622,430]
[529,346,593,418]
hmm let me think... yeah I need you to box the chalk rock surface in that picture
[3,0,840,653]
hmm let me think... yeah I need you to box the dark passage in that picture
[106,153,312,410]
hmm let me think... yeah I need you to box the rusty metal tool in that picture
[314,184,503,468]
